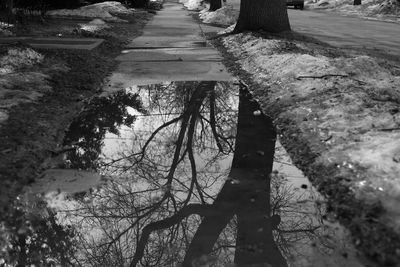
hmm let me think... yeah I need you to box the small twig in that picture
[296,74,348,80]
[378,127,400,132]
[0,148,12,154]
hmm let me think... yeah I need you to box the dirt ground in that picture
[0,11,152,221]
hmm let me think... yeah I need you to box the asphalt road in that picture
[287,8,400,58]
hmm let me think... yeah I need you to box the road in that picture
[287,8,400,58]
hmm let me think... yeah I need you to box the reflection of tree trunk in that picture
[183,89,287,266]
[209,0,222,11]
[182,211,233,266]
[234,175,286,267]
[353,0,361,5]
[231,88,276,170]
[130,86,287,267]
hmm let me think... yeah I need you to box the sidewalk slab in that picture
[126,39,207,48]
[105,0,235,89]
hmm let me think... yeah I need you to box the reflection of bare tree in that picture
[65,83,335,266]
[66,81,238,266]
[127,87,287,267]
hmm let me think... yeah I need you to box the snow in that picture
[47,1,134,22]
[79,19,110,32]
[306,0,400,22]
[222,32,400,228]
[179,0,203,10]
[199,5,239,25]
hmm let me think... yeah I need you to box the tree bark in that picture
[234,0,291,33]
[209,0,222,11]
[6,0,14,24]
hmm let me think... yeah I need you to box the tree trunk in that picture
[234,0,291,33]
[353,0,361,5]
[209,0,222,11]
[6,0,14,24]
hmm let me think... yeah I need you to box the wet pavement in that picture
[0,1,375,266]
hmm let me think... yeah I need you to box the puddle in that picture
[0,81,370,266]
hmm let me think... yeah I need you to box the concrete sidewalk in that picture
[104,0,234,88]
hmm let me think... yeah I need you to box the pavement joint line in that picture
[126,45,208,49]
[119,60,222,62]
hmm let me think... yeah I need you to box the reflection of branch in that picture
[277,226,320,234]
[188,111,206,204]
[104,116,183,167]
[129,204,217,267]
[209,89,224,153]
[95,193,169,258]
[199,114,234,154]
[138,116,183,162]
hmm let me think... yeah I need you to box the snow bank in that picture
[222,32,400,233]
[199,5,239,25]
[47,1,134,21]
[306,0,400,22]
[179,0,203,10]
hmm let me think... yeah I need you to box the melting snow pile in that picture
[179,0,203,10]
[47,1,134,21]
[306,0,400,22]
[199,5,239,25]
[222,32,400,226]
